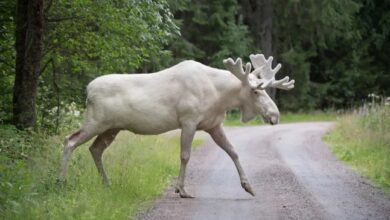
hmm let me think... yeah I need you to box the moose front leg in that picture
[207,124,255,196]
[176,124,196,198]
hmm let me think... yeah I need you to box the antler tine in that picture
[249,54,267,69]
[249,53,295,90]
[223,57,252,83]
[224,54,295,90]
[272,63,282,74]
[244,62,252,75]
[223,58,243,81]
[271,77,295,90]
[266,56,273,65]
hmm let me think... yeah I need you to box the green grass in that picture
[224,111,337,126]
[323,106,390,191]
[0,127,201,219]
[280,112,337,123]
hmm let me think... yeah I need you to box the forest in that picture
[0,0,389,130]
[0,0,389,219]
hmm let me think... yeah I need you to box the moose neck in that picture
[210,69,250,112]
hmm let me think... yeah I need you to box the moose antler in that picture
[223,58,265,89]
[223,58,249,83]
[223,54,295,90]
[249,54,294,90]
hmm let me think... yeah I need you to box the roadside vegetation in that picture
[323,105,390,191]
[0,122,201,219]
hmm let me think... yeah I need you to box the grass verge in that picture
[0,126,201,219]
[323,106,390,191]
[224,111,337,126]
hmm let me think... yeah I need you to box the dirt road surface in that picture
[139,122,390,220]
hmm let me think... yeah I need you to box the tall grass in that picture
[323,106,390,190]
[0,126,200,219]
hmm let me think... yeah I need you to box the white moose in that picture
[58,54,294,198]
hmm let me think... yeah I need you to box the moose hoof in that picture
[180,192,195,198]
[241,181,255,197]
[175,187,194,198]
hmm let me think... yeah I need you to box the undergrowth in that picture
[323,106,390,191]
[0,124,200,219]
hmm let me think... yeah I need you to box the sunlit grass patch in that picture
[1,129,201,219]
[323,106,390,191]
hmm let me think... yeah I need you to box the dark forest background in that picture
[1,0,389,130]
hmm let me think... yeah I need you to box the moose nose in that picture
[269,116,279,125]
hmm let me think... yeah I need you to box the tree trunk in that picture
[240,0,276,99]
[13,0,44,128]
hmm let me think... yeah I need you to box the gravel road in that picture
[139,122,390,220]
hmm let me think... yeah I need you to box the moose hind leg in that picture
[89,129,120,185]
[58,128,98,182]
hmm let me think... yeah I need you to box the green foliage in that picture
[36,101,84,134]
[323,105,390,190]
[45,0,178,73]
[0,124,201,219]
[274,0,389,110]
[0,157,31,216]
[2,0,389,126]
[274,0,363,110]
[278,48,313,110]
[40,0,178,130]
[169,0,252,68]
[0,0,179,127]
[0,125,35,215]
[357,0,390,96]
[0,0,16,122]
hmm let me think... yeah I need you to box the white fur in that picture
[58,55,292,198]
[84,60,278,134]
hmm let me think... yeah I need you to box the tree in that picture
[240,0,276,99]
[35,0,178,131]
[170,0,252,68]
[13,0,44,128]
[272,0,361,110]
[0,0,16,122]
[357,0,390,96]
[8,0,178,130]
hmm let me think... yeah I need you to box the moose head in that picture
[223,54,295,125]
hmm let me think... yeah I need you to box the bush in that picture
[323,105,390,190]
[0,125,33,215]
[0,122,197,219]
